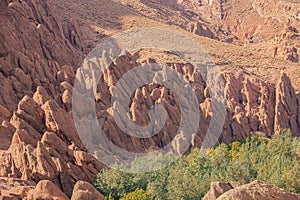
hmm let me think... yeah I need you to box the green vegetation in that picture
[121,189,151,200]
[94,131,300,200]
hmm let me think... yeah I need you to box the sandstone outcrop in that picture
[0,0,84,113]
[272,27,300,62]
[25,180,69,200]
[203,181,241,200]
[79,53,300,156]
[0,177,35,199]
[0,50,299,198]
[0,66,104,197]
[221,71,300,143]
[0,0,299,198]
[203,180,300,200]
[0,179,106,200]
[0,1,104,196]
[71,180,106,200]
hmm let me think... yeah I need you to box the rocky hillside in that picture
[0,0,299,199]
[0,0,104,198]
[115,0,297,43]
[48,0,300,90]
[0,0,85,112]
[79,52,300,157]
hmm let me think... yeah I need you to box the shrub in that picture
[120,189,151,200]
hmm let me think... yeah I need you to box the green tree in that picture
[94,131,300,199]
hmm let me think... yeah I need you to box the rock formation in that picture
[0,0,103,198]
[272,27,300,62]
[0,82,104,197]
[203,180,300,200]
[0,178,104,199]
[115,0,300,46]
[0,0,299,198]
[25,180,69,200]
[71,181,106,200]
[0,49,299,197]
[79,53,299,155]
[0,177,35,199]
[0,0,84,113]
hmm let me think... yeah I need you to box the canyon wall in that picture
[0,0,299,198]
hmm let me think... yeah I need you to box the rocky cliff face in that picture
[79,52,300,156]
[0,68,104,198]
[0,0,84,112]
[222,71,300,142]
[0,0,102,198]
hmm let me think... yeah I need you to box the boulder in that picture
[71,181,105,200]
[25,180,69,200]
